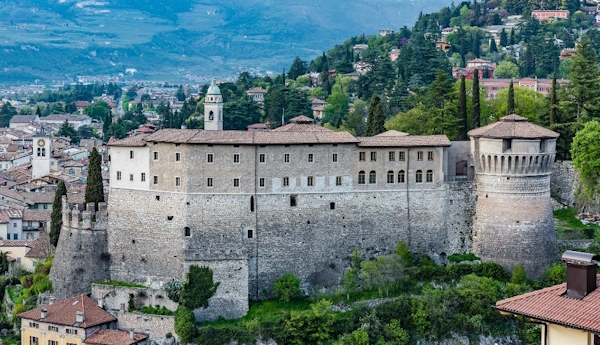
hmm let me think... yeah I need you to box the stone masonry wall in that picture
[116,311,175,344]
[551,161,577,207]
[90,284,178,313]
[49,198,110,301]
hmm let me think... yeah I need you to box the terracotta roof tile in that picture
[23,209,51,222]
[357,133,451,147]
[496,276,600,333]
[289,115,314,124]
[18,295,116,328]
[85,329,148,345]
[468,114,559,139]
[272,123,331,132]
[107,134,150,147]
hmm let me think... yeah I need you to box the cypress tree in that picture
[35,106,42,117]
[471,69,481,129]
[50,181,67,247]
[507,80,515,114]
[458,76,468,140]
[509,28,514,46]
[103,110,112,142]
[365,95,386,136]
[85,147,105,209]
[490,38,498,53]
[550,73,557,126]
[500,29,508,47]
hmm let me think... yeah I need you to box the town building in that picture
[311,98,327,120]
[496,251,600,345]
[479,78,568,99]
[531,10,570,20]
[246,87,267,103]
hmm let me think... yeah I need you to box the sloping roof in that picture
[311,98,327,105]
[375,130,409,137]
[272,123,331,132]
[496,276,600,333]
[85,329,148,345]
[358,133,451,147]
[246,87,267,94]
[468,114,559,139]
[18,294,116,328]
[10,116,35,124]
[107,134,150,147]
[40,115,90,122]
[23,209,51,222]
[289,115,314,124]
[0,209,22,223]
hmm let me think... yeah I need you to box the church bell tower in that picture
[204,78,223,131]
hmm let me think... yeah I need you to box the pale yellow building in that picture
[496,251,600,345]
[18,294,148,345]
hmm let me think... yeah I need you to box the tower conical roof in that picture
[468,114,559,139]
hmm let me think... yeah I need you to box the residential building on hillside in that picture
[0,237,51,271]
[39,115,92,130]
[246,87,267,103]
[531,10,570,20]
[0,151,32,171]
[480,78,568,99]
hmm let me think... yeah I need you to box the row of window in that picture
[30,338,76,345]
[359,151,434,162]
[358,170,433,184]
[36,148,46,157]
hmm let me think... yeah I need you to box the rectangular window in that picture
[207,178,213,187]
[308,154,314,163]
[233,178,240,187]
[153,151,158,160]
[29,322,39,329]
[284,153,290,163]
[175,153,181,162]
[30,336,38,345]
[399,151,405,161]
[175,177,181,187]
[259,153,265,163]
[48,341,58,345]
[259,178,265,187]
[153,176,158,185]
[129,174,134,182]
[359,152,366,161]
[283,177,289,187]
[141,173,146,182]
[67,343,77,345]
[130,150,134,159]
[48,326,58,332]
[207,153,214,163]
[117,171,122,180]
[233,154,240,163]
[417,151,423,161]
[370,152,377,161]
[332,153,338,162]
[307,176,314,186]
[336,176,342,186]
[427,151,434,161]
[389,152,395,161]
[290,195,297,207]
[247,229,253,239]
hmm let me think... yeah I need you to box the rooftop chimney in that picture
[49,297,55,305]
[561,251,599,299]
[98,298,104,309]
[75,311,85,323]
[40,308,47,319]
[129,330,135,340]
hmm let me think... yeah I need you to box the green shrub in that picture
[140,305,174,315]
[196,325,252,345]
[31,273,52,294]
[180,266,220,309]
[174,306,196,343]
[282,299,334,345]
[511,264,527,284]
[164,281,182,302]
[94,280,146,288]
[23,294,38,312]
[395,241,412,266]
[21,275,33,289]
[128,294,135,312]
[472,262,510,282]
[447,253,480,263]
[273,273,301,302]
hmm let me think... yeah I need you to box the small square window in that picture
[259,153,266,163]
[389,152,395,161]
[153,176,158,185]
[370,152,377,161]
[308,154,314,163]
[336,176,342,186]
[116,171,122,180]
[417,151,423,161]
[284,153,290,163]
[399,152,405,161]
[176,152,181,162]
[359,152,366,161]
[141,173,146,182]
[332,153,338,162]
[427,151,434,161]
[307,176,314,186]
[175,177,181,187]
[259,178,265,187]
[233,154,240,163]
[153,151,159,160]
[130,151,134,159]
[283,177,289,187]
[233,178,240,187]
[129,174,134,181]
[207,153,214,163]
[207,178,213,187]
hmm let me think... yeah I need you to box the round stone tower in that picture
[469,114,559,276]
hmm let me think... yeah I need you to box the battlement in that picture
[61,196,108,231]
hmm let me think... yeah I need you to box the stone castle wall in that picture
[90,284,178,314]
[49,198,110,301]
[117,311,175,344]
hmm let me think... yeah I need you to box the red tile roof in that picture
[358,132,451,147]
[85,329,148,345]
[18,295,116,328]
[496,276,600,333]
[468,114,559,139]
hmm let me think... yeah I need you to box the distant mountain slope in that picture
[0,0,452,83]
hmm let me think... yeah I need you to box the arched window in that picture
[358,171,365,184]
[41,148,46,157]
[426,170,433,182]
[369,171,376,184]
[398,170,405,183]
[37,148,41,157]
[209,111,214,120]
[416,170,423,183]
[387,171,394,183]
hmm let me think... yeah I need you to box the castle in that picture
[50,80,559,321]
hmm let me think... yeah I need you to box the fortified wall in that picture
[49,197,110,301]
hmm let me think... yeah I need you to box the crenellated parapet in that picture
[61,196,108,232]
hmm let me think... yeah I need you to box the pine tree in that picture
[85,147,105,209]
[50,181,67,247]
[507,80,515,114]
[458,76,468,140]
[471,69,481,129]
[365,95,386,136]
[550,73,557,126]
